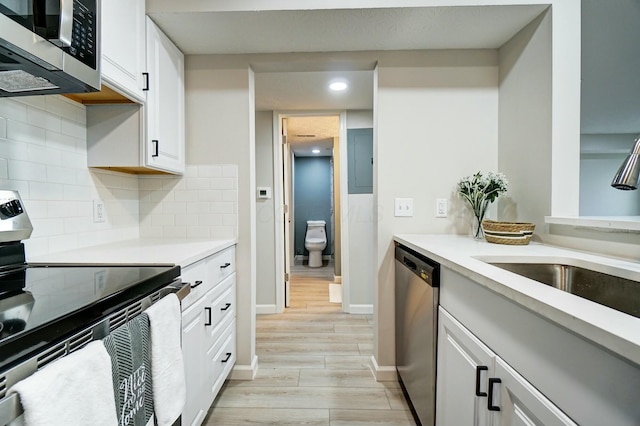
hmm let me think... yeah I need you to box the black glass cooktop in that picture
[0,263,180,370]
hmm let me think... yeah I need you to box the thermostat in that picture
[257,187,272,199]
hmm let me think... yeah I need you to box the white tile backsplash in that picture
[0,96,238,255]
[139,164,238,239]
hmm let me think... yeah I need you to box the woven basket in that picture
[481,220,535,245]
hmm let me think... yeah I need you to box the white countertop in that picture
[28,238,236,268]
[394,234,640,367]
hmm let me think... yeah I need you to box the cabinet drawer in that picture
[207,284,235,337]
[206,246,235,284]
[180,260,208,310]
[207,319,236,392]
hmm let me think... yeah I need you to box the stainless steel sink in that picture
[488,262,640,319]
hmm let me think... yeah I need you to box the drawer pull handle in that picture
[221,352,232,363]
[220,262,231,269]
[221,303,231,311]
[488,378,502,411]
[475,366,488,397]
[204,307,212,326]
[191,280,203,289]
[142,72,149,91]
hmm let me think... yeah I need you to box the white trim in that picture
[273,110,349,314]
[229,355,259,380]
[338,110,350,313]
[272,112,285,313]
[256,304,279,314]
[349,304,373,314]
[369,355,398,382]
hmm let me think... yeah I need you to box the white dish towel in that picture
[8,340,118,426]
[145,293,186,426]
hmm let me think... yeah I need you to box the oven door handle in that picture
[0,394,23,426]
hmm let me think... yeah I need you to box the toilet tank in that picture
[306,220,326,239]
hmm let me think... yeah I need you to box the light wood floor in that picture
[204,267,417,425]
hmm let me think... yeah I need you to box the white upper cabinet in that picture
[101,0,146,102]
[144,17,185,174]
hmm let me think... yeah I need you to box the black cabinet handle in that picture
[220,262,231,269]
[204,307,212,326]
[152,140,159,157]
[221,303,231,311]
[475,366,488,397]
[142,72,149,91]
[487,378,502,411]
[221,352,232,363]
[190,280,203,289]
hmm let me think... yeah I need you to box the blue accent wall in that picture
[293,156,332,257]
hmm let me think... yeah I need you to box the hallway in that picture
[204,263,416,425]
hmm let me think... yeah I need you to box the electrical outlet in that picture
[93,199,105,223]
[436,198,448,218]
[394,198,414,217]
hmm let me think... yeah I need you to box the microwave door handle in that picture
[50,0,74,47]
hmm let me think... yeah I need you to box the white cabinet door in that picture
[101,0,146,101]
[181,296,208,426]
[491,358,577,426]
[145,17,185,174]
[436,307,495,426]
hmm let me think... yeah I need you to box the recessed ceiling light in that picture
[312,149,321,154]
[329,81,348,92]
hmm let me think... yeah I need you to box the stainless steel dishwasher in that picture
[395,243,440,426]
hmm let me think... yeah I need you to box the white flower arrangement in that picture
[457,171,508,238]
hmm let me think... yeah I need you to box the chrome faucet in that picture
[611,134,640,190]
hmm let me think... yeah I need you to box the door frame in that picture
[272,110,350,312]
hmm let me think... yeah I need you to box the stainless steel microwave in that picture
[0,0,101,97]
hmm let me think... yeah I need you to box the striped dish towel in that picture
[103,313,154,426]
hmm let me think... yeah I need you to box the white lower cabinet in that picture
[436,308,577,426]
[180,246,236,426]
[436,307,494,426]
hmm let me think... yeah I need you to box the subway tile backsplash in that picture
[139,165,238,239]
[0,96,238,258]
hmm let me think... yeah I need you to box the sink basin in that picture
[488,262,640,319]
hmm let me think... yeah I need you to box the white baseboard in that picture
[230,355,258,380]
[333,275,342,283]
[349,304,373,314]
[369,355,398,382]
[256,304,279,314]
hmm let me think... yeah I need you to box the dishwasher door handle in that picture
[403,257,417,270]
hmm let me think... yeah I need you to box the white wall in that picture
[0,96,140,259]
[374,51,500,374]
[497,10,552,233]
[255,111,277,310]
[346,110,375,311]
[185,57,257,379]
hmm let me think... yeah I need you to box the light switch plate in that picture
[395,198,414,217]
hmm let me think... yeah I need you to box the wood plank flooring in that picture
[204,265,417,425]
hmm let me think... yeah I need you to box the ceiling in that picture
[146,4,547,115]
[286,116,340,157]
[147,5,548,55]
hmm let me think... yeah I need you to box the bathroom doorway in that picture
[274,112,348,311]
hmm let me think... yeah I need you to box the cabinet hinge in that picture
[284,273,290,282]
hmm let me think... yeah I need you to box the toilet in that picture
[304,220,327,268]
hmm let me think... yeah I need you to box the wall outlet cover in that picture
[436,198,448,217]
[93,199,105,223]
